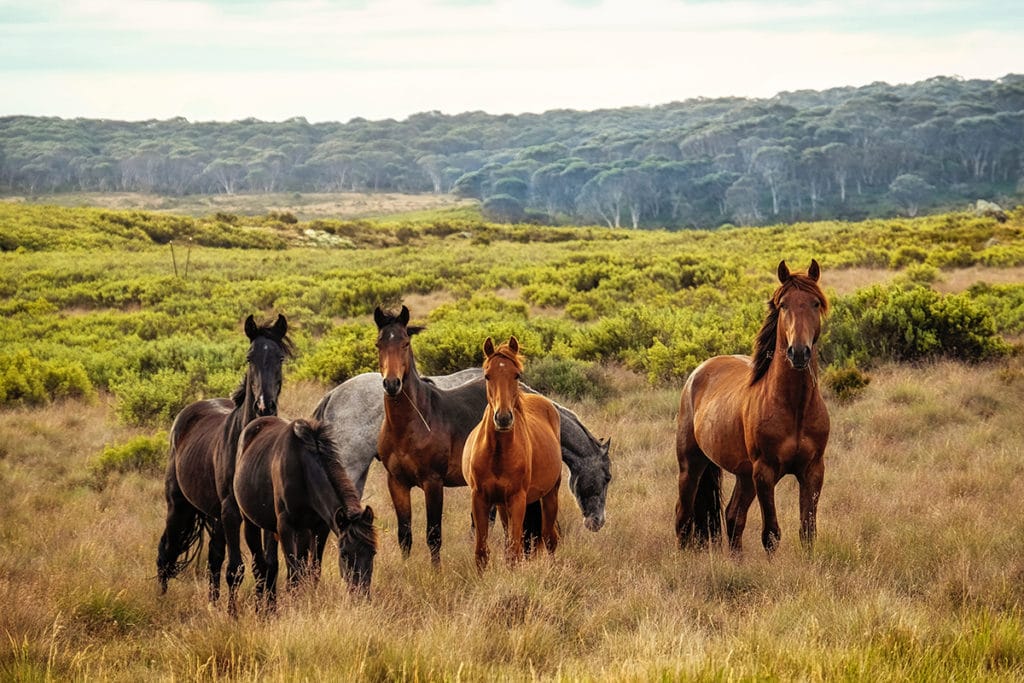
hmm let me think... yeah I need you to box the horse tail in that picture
[693,462,723,545]
[311,392,330,423]
[156,453,208,590]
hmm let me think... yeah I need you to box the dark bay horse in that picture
[675,260,830,554]
[156,314,290,606]
[312,368,611,532]
[374,305,487,566]
[234,417,377,605]
[463,337,561,570]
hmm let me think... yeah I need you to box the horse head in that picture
[774,259,828,371]
[243,313,290,417]
[569,436,611,532]
[373,305,424,398]
[482,336,523,432]
[336,505,377,596]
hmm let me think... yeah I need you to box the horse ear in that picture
[777,260,791,283]
[361,505,374,524]
[808,259,821,282]
[508,336,519,354]
[272,314,287,339]
[398,305,410,326]
[483,337,495,357]
[244,314,258,340]
[373,306,387,329]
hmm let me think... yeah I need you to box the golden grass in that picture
[3,191,476,221]
[2,361,1023,680]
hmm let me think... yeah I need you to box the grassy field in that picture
[2,200,1024,680]
[1,191,477,221]
[1,361,1023,680]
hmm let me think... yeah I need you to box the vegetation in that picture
[1,360,1022,679]
[4,74,1024,227]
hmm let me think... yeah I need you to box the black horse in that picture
[234,417,377,606]
[156,314,290,613]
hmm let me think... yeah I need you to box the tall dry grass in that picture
[2,361,1023,680]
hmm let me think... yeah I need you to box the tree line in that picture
[2,74,1022,228]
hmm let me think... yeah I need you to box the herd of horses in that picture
[156,259,830,612]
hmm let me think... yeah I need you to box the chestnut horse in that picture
[234,417,377,606]
[156,314,290,606]
[374,305,488,566]
[675,260,829,554]
[463,337,561,570]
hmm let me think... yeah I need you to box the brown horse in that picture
[463,337,561,570]
[156,314,290,606]
[374,305,495,566]
[234,417,377,606]
[675,260,830,554]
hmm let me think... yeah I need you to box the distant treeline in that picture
[2,74,1023,228]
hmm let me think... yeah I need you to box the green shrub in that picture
[824,284,1009,367]
[92,432,168,477]
[295,323,378,384]
[111,360,238,427]
[823,362,871,402]
[0,351,94,407]
[524,357,612,402]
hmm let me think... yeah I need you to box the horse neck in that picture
[763,347,820,413]
[383,357,432,428]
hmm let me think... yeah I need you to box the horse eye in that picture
[813,301,821,309]
[484,374,490,381]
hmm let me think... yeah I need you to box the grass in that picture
[1,360,1023,680]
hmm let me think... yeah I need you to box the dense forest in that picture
[2,74,1023,228]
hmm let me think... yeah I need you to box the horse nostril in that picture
[383,378,402,396]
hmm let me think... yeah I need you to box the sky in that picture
[2,0,1023,123]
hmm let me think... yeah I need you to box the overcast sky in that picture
[2,0,1023,123]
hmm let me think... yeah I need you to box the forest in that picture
[2,74,1023,229]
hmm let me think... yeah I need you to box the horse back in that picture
[681,355,755,475]
[234,416,288,531]
[521,393,561,498]
[169,398,234,516]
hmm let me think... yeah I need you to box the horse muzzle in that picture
[493,411,514,432]
[584,512,606,532]
[382,377,402,397]
[786,345,812,370]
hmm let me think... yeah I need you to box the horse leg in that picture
[471,490,491,572]
[798,458,825,553]
[674,452,708,549]
[221,499,245,617]
[386,473,413,559]
[424,478,445,567]
[752,460,782,554]
[261,531,279,613]
[278,514,303,591]
[540,478,561,555]
[244,520,267,607]
[522,501,542,557]
[505,491,527,566]
[312,521,330,586]
[156,474,201,594]
[725,474,757,554]
[201,519,225,603]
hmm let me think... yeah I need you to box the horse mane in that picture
[292,420,361,516]
[750,272,828,386]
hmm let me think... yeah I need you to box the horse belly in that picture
[175,439,221,516]
[692,401,750,475]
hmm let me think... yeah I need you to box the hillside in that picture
[3,74,1023,228]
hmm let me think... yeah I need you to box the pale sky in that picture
[2,0,1023,123]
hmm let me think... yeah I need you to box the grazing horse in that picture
[675,260,830,554]
[463,337,561,570]
[234,417,377,605]
[156,314,290,606]
[374,305,492,566]
[312,368,611,532]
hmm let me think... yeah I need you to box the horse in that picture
[312,368,611,532]
[674,260,830,555]
[374,305,491,566]
[156,314,291,608]
[463,337,562,570]
[234,416,377,605]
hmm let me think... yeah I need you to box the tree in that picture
[889,173,933,217]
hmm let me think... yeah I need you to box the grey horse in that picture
[313,368,611,532]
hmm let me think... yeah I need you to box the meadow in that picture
[1,201,1024,680]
